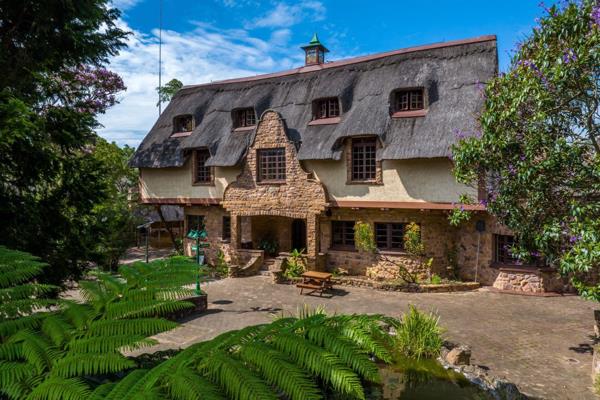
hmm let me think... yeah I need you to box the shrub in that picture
[258,237,279,256]
[430,274,442,284]
[395,305,444,359]
[283,248,305,278]
[354,221,376,253]
[214,249,229,277]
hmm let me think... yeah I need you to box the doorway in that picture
[291,219,307,252]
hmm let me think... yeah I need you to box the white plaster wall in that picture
[302,158,476,203]
[140,159,241,199]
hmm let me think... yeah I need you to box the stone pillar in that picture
[231,214,242,249]
[306,213,319,258]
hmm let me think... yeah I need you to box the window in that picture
[193,149,212,184]
[314,98,340,119]
[375,223,405,251]
[394,89,424,112]
[222,216,231,241]
[351,138,377,181]
[186,215,204,234]
[493,234,518,264]
[234,108,256,128]
[173,115,193,133]
[332,221,355,249]
[257,148,286,182]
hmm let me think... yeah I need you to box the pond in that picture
[364,357,491,400]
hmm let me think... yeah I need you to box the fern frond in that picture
[86,318,177,337]
[90,382,116,400]
[200,350,279,400]
[238,342,322,400]
[0,284,57,302]
[60,303,95,330]
[0,342,23,361]
[0,360,33,387]
[104,299,194,319]
[327,315,393,363]
[8,330,58,373]
[67,335,156,353]
[102,369,156,400]
[271,332,365,399]
[51,353,135,378]
[24,377,91,400]
[0,313,47,338]
[41,315,73,347]
[163,368,226,400]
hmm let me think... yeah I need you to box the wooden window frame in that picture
[313,98,341,120]
[393,88,424,112]
[233,108,256,129]
[257,148,286,183]
[331,220,355,250]
[350,137,378,182]
[375,222,405,252]
[222,216,231,242]
[192,148,214,186]
[493,234,518,265]
[172,115,194,136]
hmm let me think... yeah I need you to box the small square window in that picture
[375,223,405,251]
[257,148,286,182]
[234,108,256,128]
[493,234,518,264]
[332,221,355,249]
[173,115,193,133]
[193,149,212,184]
[351,138,377,181]
[314,98,340,119]
[394,89,424,112]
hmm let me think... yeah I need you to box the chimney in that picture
[301,33,329,66]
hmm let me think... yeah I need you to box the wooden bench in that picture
[297,271,333,296]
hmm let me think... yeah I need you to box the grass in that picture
[394,305,444,359]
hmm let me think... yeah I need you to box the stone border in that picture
[438,342,529,400]
[274,274,480,293]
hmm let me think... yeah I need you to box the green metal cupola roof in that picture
[301,33,329,52]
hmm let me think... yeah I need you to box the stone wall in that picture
[321,208,456,277]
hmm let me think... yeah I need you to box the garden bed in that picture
[276,274,480,293]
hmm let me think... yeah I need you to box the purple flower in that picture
[479,199,488,207]
[592,3,600,26]
[508,164,517,175]
[569,235,581,244]
[563,49,577,64]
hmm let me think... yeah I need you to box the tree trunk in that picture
[155,205,181,253]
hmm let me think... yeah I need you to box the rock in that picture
[446,345,471,366]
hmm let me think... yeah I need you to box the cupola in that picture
[301,33,329,66]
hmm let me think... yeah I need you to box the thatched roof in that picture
[131,35,497,168]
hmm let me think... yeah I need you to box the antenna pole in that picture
[158,0,163,115]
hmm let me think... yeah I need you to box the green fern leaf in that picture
[24,377,91,400]
[163,368,226,400]
[86,318,177,337]
[51,353,135,378]
[67,335,156,353]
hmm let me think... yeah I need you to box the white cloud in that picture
[111,0,144,11]
[248,1,326,29]
[97,19,305,147]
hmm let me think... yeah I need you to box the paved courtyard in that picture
[147,276,597,400]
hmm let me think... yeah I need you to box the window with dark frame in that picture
[222,216,231,241]
[173,115,193,133]
[493,234,518,264]
[257,148,286,182]
[186,215,204,234]
[234,108,256,128]
[375,223,405,251]
[314,98,340,119]
[194,149,212,184]
[394,89,424,112]
[351,137,377,181]
[332,221,355,249]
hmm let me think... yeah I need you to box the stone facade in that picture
[222,110,328,258]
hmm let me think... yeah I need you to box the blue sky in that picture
[99,0,555,147]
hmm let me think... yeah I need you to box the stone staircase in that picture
[259,257,284,277]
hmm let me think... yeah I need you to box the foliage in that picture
[354,221,377,253]
[157,79,183,108]
[450,1,600,299]
[213,249,229,278]
[283,248,305,278]
[95,311,397,400]
[394,306,444,360]
[429,274,443,285]
[447,194,476,226]
[0,0,130,284]
[403,223,424,257]
[444,244,459,280]
[0,247,202,400]
[258,238,279,256]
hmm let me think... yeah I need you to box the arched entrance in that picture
[291,219,307,251]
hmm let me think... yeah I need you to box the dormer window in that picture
[173,115,193,133]
[314,98,340,119]
[233,108,256,129]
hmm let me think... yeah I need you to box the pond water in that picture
[364,357,491,400]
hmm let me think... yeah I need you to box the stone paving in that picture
[146,276,597,400]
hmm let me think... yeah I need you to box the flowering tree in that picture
[451,1,600,299]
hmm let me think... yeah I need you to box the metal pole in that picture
[158,0,163,116]
[474,231,480,283]
[145,228,149,263]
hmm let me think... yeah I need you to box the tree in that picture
[157,78,183,108]
[0,0,129,283]
[450,1,600,299]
